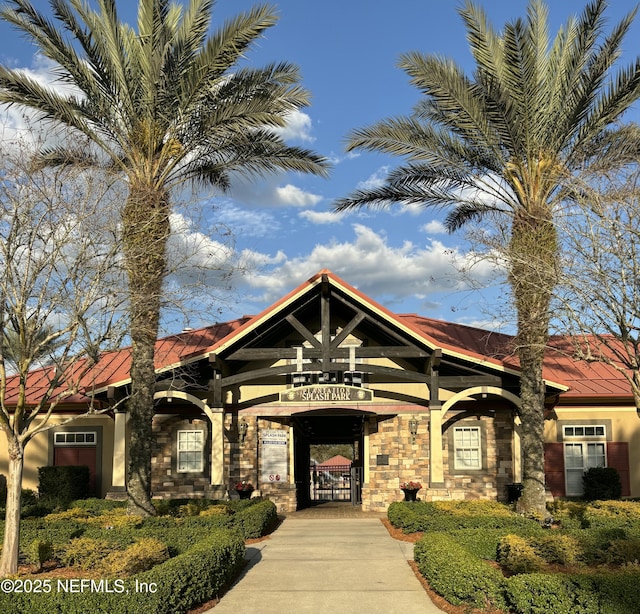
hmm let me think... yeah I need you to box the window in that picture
[563,425,607,496]
[454,426,482,470]
[54,432,96,445]
[177,430,204,473]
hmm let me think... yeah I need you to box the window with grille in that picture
[54,432,96,445]
[454,426,482,470]
[177,430,204,472]
[563,425,607,496]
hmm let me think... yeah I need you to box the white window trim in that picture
[176,429,204,473]
[453,425,482,470]
[562,424,607,496]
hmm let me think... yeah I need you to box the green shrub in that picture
[101,537,169,576]
[593,570,640,614]
[0,473,6,507]
[388,500,537,533]
[44,507,91,523]
[60,537,119,570]
[604,539,640,565]
[69,498,127,513]
[583,501,640,530]
[200,504,233,517]
[25,538,53,571]
[533,533,584,567]
[497,534,545,574]
[38,466,90,504]
[0,528,245,614]
[414,532,506,610]
[583,467,622,501]
[504,573,600,614]
[448,527,545,560]
[233,498,277,539]
[152,497,222,517]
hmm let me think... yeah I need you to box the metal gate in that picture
[350,466,363,505]
[310,464,351,501]
[309,463,363,504]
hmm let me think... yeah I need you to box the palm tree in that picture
[335,0,640,515]
[0,0,328,515]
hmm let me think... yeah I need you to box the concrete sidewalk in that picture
[208,517,445,614]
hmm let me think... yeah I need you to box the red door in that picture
[54,447,97,495]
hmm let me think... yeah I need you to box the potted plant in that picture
[235,480,254,500]
[399,480,422,502]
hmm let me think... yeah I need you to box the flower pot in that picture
[236,489,252,500]
[402,488,419,502]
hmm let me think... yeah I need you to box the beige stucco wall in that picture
[544,405,640,497]
[0,413,115,497]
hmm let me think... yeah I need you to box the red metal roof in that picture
[316,455,352,469]
[4,271,635,406]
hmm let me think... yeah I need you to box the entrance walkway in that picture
[208,513,446,614]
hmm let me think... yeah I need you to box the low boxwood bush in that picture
[388,500,537,533]
[0,528,245,614]
[583,467,622,501]
[25,538,54,571]
[533,533,584,566]
[68,498,127,513]
[233,498,277,539]
[60,537,120,570]
[101,537,169,576]
[497,534,545,574]
[504,573,600,614]
[583,501,640,531]
[38,466,90,505]
[414,532,507,610]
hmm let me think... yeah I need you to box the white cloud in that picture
[274,184,323,207]
[230,176,324,209]
[356,166,389,191]
[213,202,279,237]
[298,210,345,224]
[271,110,316,143]
[327,151,360,165]
[239,223,497,307]
[422,220,447,235]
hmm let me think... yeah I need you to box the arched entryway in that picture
[292,410,367,509]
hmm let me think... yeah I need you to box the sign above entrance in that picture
[279,385,373,403]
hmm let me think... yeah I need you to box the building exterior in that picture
[1,270,637,512]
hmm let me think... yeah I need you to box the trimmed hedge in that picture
[583,467,622,501]
[388,500,538,533]
[414,532,507,610]
[38,466,90,504]
[0,528,245,614]
[414,529,640,613]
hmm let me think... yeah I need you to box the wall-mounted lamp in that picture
[238,419,248,444]
[408,418,419,444]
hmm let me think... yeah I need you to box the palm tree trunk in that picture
[510,212,557,518]
[123,184,170,516]
[0,436,24,576]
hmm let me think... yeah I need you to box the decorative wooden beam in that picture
[426,348,442,372]
[226,346,431,361]
[321,278,331,370]
[220,361,432,387]
[330,311,366,349]
[285,314,321,348]
[439,375,502,388]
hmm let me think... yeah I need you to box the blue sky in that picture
[1,1,639,334]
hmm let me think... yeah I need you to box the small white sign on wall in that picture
[260,429,288,483]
